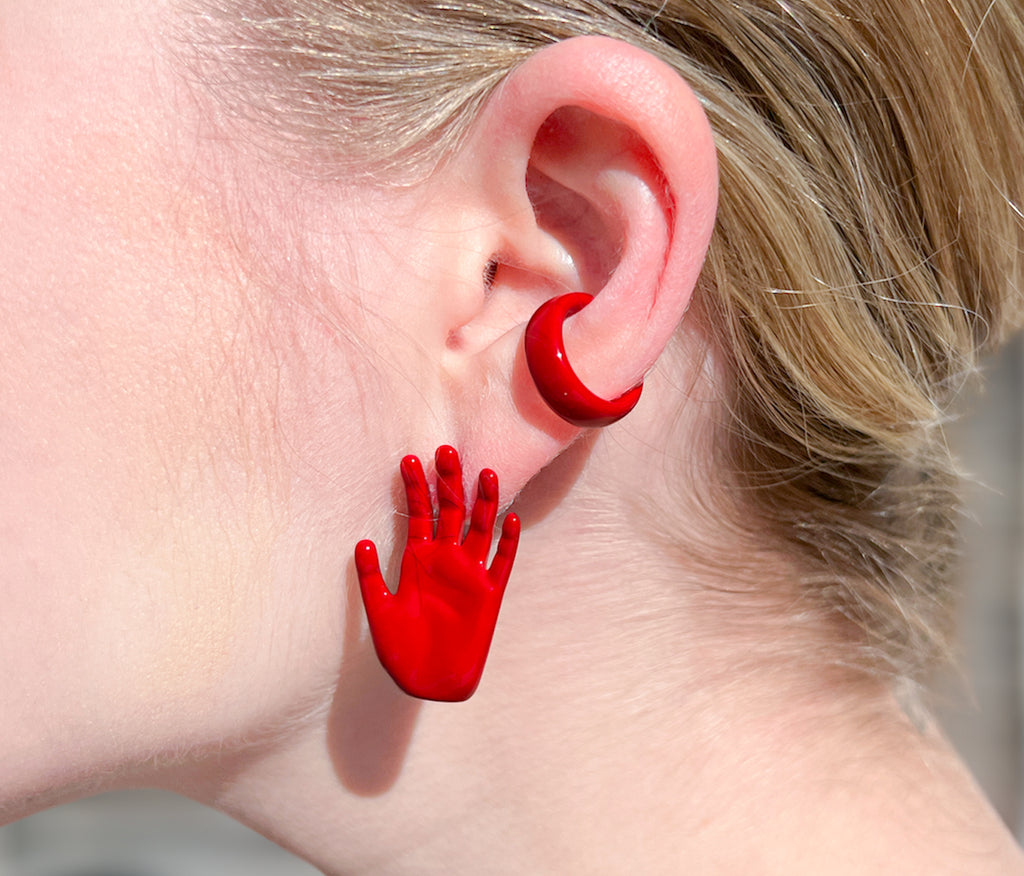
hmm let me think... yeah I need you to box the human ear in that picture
[426,35,718,496]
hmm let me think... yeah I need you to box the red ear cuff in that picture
[355,446,520,702]
[524,292,643,427]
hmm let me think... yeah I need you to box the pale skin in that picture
[1,2,1022,873]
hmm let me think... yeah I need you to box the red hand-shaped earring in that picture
[355,446,520,702]
[524,292,643,427]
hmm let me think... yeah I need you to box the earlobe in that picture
[432,35,717,495]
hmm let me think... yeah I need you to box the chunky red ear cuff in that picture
[524,292,643,427]
[355,445,520,702]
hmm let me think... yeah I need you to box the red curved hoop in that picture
[524,293,643,428]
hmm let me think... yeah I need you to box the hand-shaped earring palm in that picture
[355,446,520,702]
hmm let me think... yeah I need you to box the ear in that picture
[425,36,717,497]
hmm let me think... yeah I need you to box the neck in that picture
[177,555,1023,874]
[177,436,1021,874]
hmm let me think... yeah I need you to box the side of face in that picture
[0,0,722,826]
[0,1,412,814]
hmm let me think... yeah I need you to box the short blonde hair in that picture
[180,0,1024,682]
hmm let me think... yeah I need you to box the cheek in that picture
[0,310,269,771]
[0,16,324,795]
[0,319,339,805]
[0,1,401,805]
[0,165,359,809]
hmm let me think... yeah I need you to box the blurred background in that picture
[939,335,1024,833]
[0,338,1020,875]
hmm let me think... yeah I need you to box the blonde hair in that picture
[180,0,1024,681]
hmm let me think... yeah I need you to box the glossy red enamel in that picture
[524,292,643,427]
[355,445,520,702]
